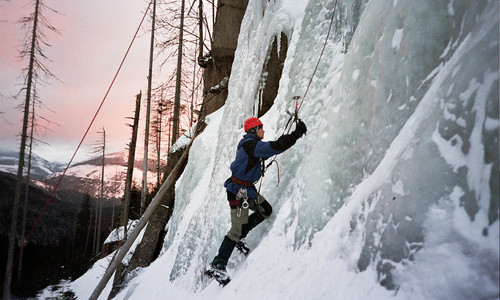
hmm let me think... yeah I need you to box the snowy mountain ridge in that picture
[44,149,165,199]
[53,0,498,299]
[0,150,64,180]
[0,148,165,199]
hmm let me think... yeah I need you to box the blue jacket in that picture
[224,132,299,199]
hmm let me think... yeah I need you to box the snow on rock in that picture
[104,220,140,245]
[169,122,200,154]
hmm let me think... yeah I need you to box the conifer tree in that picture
[76,192,92,257]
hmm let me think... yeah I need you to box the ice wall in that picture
[113,0,498,298]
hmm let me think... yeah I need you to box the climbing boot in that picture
[205,263,231,286]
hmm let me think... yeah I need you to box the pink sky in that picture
[0,0,170,163]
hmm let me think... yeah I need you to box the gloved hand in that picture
[292,119,307,138]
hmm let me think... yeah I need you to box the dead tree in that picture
[172,0,186,145]
[3,0,59,297]
[17,91,36,281]
[141,0,157,216]
[151,94,169,188]
[92,127,106,254]
[119,92,142,239]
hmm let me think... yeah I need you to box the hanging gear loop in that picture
[236,187,249,217]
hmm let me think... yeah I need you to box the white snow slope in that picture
[63,0,499,299]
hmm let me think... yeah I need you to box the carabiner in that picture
[242,199,249,209]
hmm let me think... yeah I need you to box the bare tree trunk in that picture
[93,196,98,254]
[110,171,117,229]
[111,200,116,229]
[119,92,142,238]
[212,0,215,33]
[156,110,162,188]
[3,1,39,297]
[155,88,166,189]
[172,0,185,145]
[168,111,172,152]
[191,48,197,127]
[141,0,157,216]
[17,92,36,282]
[199,0,203,61]
[97,128,106,251]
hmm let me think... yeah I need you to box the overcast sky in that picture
[0,0,165,164]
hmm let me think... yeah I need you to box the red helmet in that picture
[244,117,263,132]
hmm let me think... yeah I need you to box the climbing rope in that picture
[299,0,339,112]
[281,0,339,135]
[260,0,339,190]
[1,0,154,292]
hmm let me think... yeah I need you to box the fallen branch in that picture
[89,138,193,300]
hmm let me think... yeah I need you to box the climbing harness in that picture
[231,176,253,187]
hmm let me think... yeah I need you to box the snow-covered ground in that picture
[43,0,498,299]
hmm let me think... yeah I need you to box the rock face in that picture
[257,32,288,117]
[202,0,249,115]
[213,0,249,57]
[202,1,288,118]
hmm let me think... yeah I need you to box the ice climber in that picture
[205,116,307,285]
